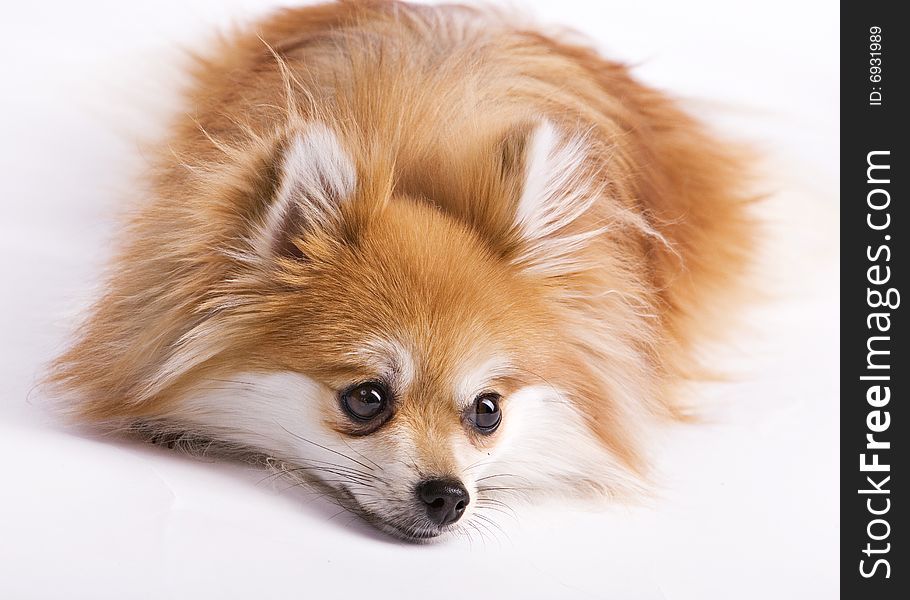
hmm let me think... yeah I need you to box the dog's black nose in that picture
[416,478,469,526]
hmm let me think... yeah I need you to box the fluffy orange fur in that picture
[50,1,755,490]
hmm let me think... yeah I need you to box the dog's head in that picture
[63,121,658,541]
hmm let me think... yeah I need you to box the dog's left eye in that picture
[340,382,388,421]
[469,393,502,433]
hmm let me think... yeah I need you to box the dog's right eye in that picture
[340,382,388,421]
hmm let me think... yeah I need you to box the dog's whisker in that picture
[276,422,376,472]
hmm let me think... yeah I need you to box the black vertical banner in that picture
[841,2,906,597]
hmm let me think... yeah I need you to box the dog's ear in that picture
[506,120,602,276]
[253,123,357,260]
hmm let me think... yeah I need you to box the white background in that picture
[0,1,838,598]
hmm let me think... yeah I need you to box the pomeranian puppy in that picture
[49,0,754,540]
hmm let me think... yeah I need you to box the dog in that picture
[49,0,755,541]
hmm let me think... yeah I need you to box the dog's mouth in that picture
[346,497,457,542]
[266,459,464,543]
[373,519,447,541]
[321,483,458,542]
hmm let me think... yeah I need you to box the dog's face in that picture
[252,201,548,539]
[155,122,642,540]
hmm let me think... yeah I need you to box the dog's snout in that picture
[416,478,469,526]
